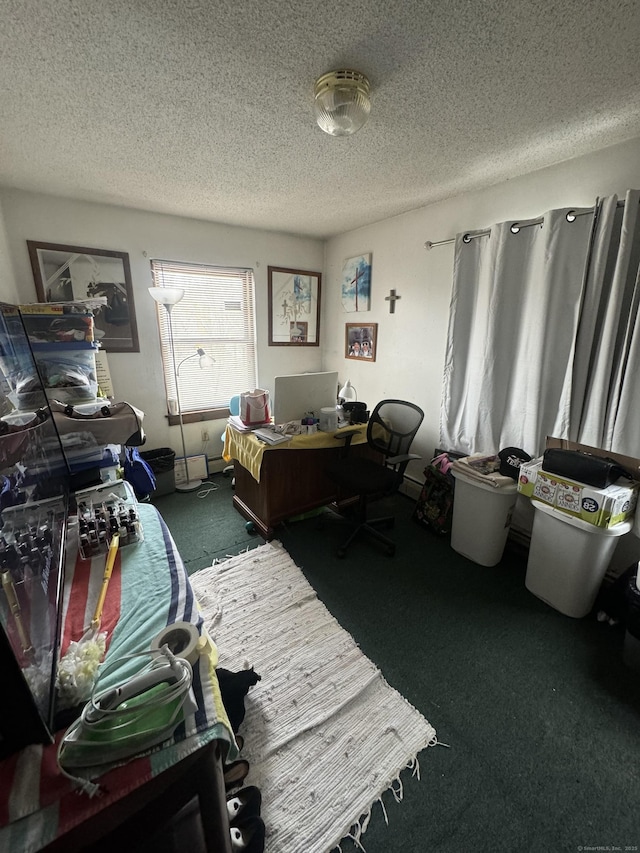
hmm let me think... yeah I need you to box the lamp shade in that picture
[176,347,215,375]
[314,70,371,137]
[338,380,357,402]
[196,347,215,368]
[148,286,185,307]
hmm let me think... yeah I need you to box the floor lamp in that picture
[149,286,202,492]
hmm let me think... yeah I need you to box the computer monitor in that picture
[273,371,338,424]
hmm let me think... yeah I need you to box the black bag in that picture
[413,455,455,536]
[542,448,631,489]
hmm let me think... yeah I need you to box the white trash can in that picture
[525,501,633,618]
[450,468,518,566]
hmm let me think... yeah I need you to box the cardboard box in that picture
[517,457,544,498]
[517,442,640,528]
[552,477,638,527]
[532,470,560,507]
[518,446,640,528]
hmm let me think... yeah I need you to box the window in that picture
[150,259,257,421]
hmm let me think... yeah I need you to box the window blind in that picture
[150,259,257,413]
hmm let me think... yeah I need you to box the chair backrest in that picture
[367,399,424,466]
[229,394,241,416]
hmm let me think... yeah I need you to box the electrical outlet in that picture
[201,429,210,442]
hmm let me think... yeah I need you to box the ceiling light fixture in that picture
[314,70,371,137]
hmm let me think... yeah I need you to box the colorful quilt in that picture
[0,503,234,853]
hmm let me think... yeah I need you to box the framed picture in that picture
[345,323,377,361]
[342,253,372,312]
[289,321,308,342]
[268,266,321,346]
[27,241,140,353]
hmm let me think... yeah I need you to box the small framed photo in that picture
[345,323,377,361]
[289,321,308,342]
[268,266,321,346]
[27,240,140,353]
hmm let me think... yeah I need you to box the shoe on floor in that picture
[229,815,265,853]
[224,758,250,792]
[227,785,262,823]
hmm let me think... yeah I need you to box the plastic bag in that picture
[124,446,156,498]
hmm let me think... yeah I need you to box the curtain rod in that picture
[423,198,627,250]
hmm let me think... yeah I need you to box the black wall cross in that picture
[385,289,401,313]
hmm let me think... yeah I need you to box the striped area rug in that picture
[190,541,437,853]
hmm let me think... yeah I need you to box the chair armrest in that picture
[334,428,361,450]
[387,453,421,465]
[334,429,362,441]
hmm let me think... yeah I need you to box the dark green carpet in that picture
[151,476,258,572]
[153,474,640,852]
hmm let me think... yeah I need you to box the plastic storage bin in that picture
[25,342,99,407]
[19,305,95,343]
[525,501,632,618]
[450,468,518,566]
[140,448,176,497]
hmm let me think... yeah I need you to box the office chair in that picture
[222,395,241,479]
[326,399,424,557]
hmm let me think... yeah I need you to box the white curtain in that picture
[572,190,640,456]
[440,201,633,458]
[441,191,640,458]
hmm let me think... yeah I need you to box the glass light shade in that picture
[148,286,185,306]
[314,70,371,137]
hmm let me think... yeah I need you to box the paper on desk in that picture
[253,428,292,445]
[228,415,256,432]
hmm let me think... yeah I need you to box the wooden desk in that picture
[228,428,379,539]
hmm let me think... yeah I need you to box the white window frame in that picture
[150,259,258,422]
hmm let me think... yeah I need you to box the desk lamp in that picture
[149,286,212,492]
[337,380,357,425]
[338,380,357,403]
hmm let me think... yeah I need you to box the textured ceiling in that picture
[1,0,640,238]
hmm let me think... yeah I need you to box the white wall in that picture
[323,137,640,484]
[2,137,640,478]
[0,190,324,458]
[0,198,19,304]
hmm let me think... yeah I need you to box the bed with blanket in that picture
[0,502,235,853]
